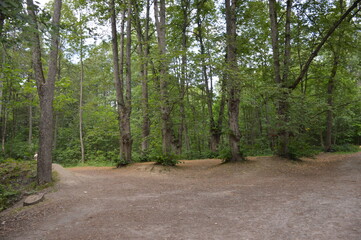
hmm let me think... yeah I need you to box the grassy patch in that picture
[60,160,116,168]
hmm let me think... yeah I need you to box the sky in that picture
[35,0,50,8]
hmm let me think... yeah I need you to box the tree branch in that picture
[290,0,361,90]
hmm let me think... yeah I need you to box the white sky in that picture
[35,0,50,8]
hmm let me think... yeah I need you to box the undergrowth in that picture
[0,159,37,211]
[0,159,58,211]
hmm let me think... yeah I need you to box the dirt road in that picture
[1,152,360,240]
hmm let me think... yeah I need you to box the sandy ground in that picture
[0,152,360,240]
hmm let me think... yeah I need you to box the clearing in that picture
[0,152,360,240]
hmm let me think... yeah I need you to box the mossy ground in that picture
[0,159,38,211]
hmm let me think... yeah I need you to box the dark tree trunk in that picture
[110,0,132,166]
[196,0,224,153]
[154,0,172,155]
[28,101,33,147]
[225,0,244,162]
[121,0,133,163]
[177,0,190,155]
[27,0,62,185]
[133,0,151,155]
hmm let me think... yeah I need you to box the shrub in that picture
[153,153,179,166]
[287,139,321,160]
[332,144,360,153]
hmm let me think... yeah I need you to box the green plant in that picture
[332,144,360,153]
[286,138,321,160]
[153,153,179,166]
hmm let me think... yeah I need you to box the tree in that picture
[133,0,151,155]
[225,0,244,162]
[27,0,62,184]
[110,0,132,166]
[195,0,226,153]
[154,0,173,155]
[268,0,361,158]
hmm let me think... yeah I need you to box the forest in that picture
[0,0,360,184]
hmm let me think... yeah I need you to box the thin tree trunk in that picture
[289,0,361,90]
[28,103,33,147]
[53,114,58,152]
[79,37,85,163]
[27,0,62,185]
[121,0,133,163]
[1,108,6,154]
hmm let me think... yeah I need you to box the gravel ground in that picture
[0,152,360,240]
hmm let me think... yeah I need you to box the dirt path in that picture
[1,152,360,240]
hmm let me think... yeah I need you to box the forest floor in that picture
[0,152,360,240]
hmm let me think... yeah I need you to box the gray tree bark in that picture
[27,0,62,184]
[133,0,151,155]
[110,0,132,166]
[154,0,172,155]
[225,0,244,162]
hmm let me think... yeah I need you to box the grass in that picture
[60,160,117,168]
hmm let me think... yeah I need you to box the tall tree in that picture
[27,0,62,184]
[133,0,151,155]
[154,0,173,155]
[268,0,361,158]
[195,0,225,153]
[225,0,244,162]
[110,0,132,166]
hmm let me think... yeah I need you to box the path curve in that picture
[1,153,360,240]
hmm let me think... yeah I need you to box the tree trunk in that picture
[225,0,243,162]
[121,0,133,164]
[28,102,33,147]
[27,0,62,185]
[325,0,345,152]
[1,108,7,154]
[0,47,4,154]
[110,0,132,165]
[79,31,85,163]
[133,0,150,155]
[154,0,172,155]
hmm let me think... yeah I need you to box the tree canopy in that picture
[0,0,360,174]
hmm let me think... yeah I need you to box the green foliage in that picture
[286,138,321,160]
[0,159,37,211]
[332,144,360,153]
[153,153,179,166]
[217,148,246,162]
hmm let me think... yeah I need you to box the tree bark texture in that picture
[121,0,133,164]
[225,0,243,162]
[133,0,151,155]
[154,0,172,155]
[110,0,132,166]
[27,0,62,185]
[79,29,85,163]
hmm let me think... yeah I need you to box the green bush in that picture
[332,144,360,153]
[153,153,179,166]
[287,139,321,160]
[217,147,246,162]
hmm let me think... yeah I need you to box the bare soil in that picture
[1,152,360,240]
